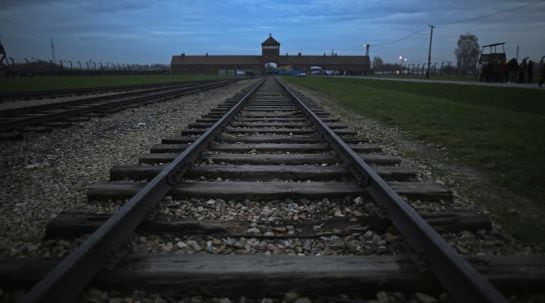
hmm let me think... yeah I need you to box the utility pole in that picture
[426,25,435,79]
[51,38,56,62]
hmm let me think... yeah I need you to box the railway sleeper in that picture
[138,153,401,166]
[210,135,369,144]
[14,78,507,301]
[110,164,416,182]
[233,117,340,123]
[149,143,382,153]
[87,180,451,202]
[188,122,346,129]
[1,254,544,297]
[181,128,328,136]
[44,211,491,239]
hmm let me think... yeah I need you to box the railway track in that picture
[0,80,226,102]
[0,79,234,136]
[1,77,544,302]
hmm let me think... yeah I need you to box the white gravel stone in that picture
[414,292,437,303]
[0,79,257,259]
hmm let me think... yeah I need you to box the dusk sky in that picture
[1,0,544,66]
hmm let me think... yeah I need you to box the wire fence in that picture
[2,59,170,77]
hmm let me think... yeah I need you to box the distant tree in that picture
[372,56,384,70]
[454,33,480,73]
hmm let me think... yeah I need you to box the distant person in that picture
[486,61,494,82]
[518,58,528,83]
[527,60,535,83]
[507,58,518,83]
[492,59,502,82]
[499,60,508,82]
[478,63,487,82]
[539,56,545,87]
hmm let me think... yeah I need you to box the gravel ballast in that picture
[1,78,542,302]
[0,79,257,259]
[0,90,135,111]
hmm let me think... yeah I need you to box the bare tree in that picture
[372,56,384,71]
[454,33,480,74]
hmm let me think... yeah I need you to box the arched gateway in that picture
[171,35,370,75]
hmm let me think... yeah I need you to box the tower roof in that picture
[262,34,280,46]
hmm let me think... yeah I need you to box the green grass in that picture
[0,74,233,93]
[371,74,478,82]
[285,76,545,246]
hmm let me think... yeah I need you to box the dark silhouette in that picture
[518,58,528,83]
[499,60,508,82]
[479,59,508,83]
[479,62,490,82]
[492,59,501,82]
[527,60,535,83]
[539,56,545,87]
[507,58,518,83]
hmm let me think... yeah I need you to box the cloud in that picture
[1,0,544,63]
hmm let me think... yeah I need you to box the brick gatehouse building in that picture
[171,35,370,75]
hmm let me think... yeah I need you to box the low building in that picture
[171,35,370,75]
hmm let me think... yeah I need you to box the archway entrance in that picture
[264,62,277,74]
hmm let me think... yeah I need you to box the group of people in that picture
[479,56,545,87]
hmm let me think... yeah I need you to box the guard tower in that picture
[479,42,507,64]
[261,34,280,63]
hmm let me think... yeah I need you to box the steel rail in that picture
[0,81,230,133]
[275,77,507,303]
[0,79,227,102]
[0,80,228,117]
[20,78,265,303]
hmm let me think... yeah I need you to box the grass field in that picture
[371,74,478,82]
[0,74,234,93]
[285,76,545,245]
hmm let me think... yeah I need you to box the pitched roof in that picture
[171,54,370,68]
[278,55,370,66]
[262,34,280,46]
[171,55,261,65]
